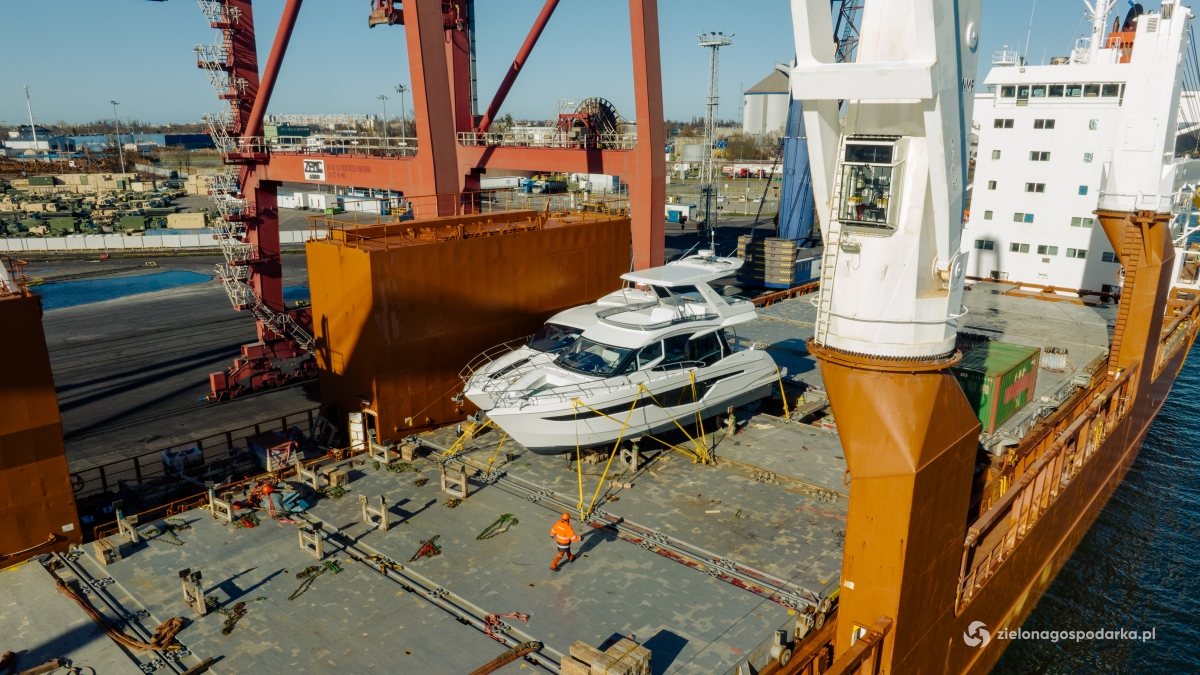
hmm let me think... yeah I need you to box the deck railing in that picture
[72,408,320,533]
[822,617,893,675]
[955,364,1139,612]
[306,190,630,249]
[1154,293,1200,379]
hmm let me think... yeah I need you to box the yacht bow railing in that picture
[458,335,534,381]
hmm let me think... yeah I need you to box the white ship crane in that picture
[791,0,983,359]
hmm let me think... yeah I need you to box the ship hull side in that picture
[946,335,1193,674]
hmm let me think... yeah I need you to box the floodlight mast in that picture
[698,31,732,241]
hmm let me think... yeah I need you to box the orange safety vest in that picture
[550,521,578,545]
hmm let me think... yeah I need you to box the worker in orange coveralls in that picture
[550,513,581,571]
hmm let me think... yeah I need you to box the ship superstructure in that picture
[966,0,1194,294]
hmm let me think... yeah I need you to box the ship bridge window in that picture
[994,118,1015,128]
[1031,85,1047,98]
[1017,85,1030,105]
[1067,248,1088,259]
[1071,217,1094,228]
[1000,85,1016,98]
[1049,85,1065,97]
[1102,83,1122,97]
[1037,245,1059,255]
[844,144,893,164]
[1065,84,1083,97]
[1033,119,1055,129]
[555,338,636,377]
[838,141,903,232]
[1084,84,1101,97]
[974,239,995,250]
[1010,242,1031,253]
[1102,251,1118,263]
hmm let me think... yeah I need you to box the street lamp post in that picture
[111,100,126,174]
[377,94,390,147]
[394,84,408,141]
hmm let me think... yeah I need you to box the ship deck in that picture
[1,284,1118,675]
[741,280,1117,401]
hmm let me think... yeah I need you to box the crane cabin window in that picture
[838,140,902,233]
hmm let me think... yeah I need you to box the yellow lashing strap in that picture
[578,390,643,520]
[569,382,713,466]
[776,367,791,420]
[487,432,508,469]
[439,419,494,461]
[688,371,710,463]
[638,383,711,464]
[573,400,585,513]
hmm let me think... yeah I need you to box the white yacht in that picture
[464,252,780,454]
[460,286,658,410]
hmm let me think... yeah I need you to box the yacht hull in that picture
[484,352,779,453]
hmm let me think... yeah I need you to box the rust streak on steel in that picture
[466,641,542,675]
[476,0,561,133]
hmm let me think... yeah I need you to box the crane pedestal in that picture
[808,340,980,670]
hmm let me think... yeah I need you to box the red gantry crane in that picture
[192,0,666,401]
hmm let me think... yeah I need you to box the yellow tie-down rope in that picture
[439,418,495,462]
[569,378,722,521]
[775,367,791,420]
[572,389,643,522]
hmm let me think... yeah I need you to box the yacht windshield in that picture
[555,338,635,376]
[528,322,583,353]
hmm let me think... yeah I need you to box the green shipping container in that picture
[28,176,55,186]
[951,341,1040,434]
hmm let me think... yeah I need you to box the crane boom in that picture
[792,0,982,359]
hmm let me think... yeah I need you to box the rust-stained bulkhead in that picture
[0,293,82,568]
[306,206,631,441]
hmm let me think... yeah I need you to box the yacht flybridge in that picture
[462,252,781,454]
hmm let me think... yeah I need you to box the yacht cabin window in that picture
[689,333,723,367]
[555,338,635,376]
[637,341,663,368]
[527,323,584,353]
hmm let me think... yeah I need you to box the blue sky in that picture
[0,0,1137,126]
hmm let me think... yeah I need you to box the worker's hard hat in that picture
[561,513,570,521]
